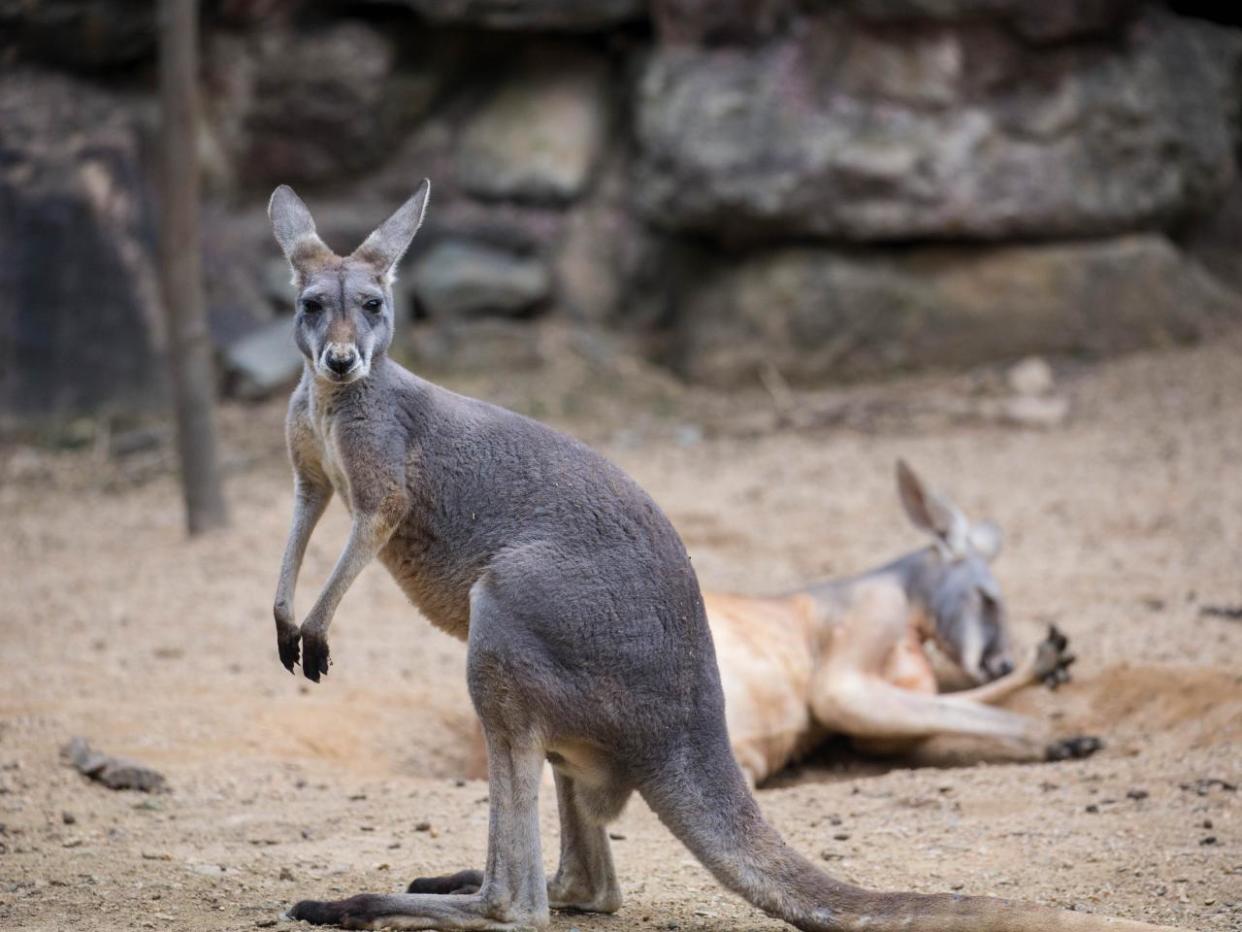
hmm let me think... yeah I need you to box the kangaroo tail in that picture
[639,728,1179,932]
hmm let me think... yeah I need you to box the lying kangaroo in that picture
[711,461,1090,786]
[463,462,1087,786]
[268,182,1179,931]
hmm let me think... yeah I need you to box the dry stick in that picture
[157,0,228,533]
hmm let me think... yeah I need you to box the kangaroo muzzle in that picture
[319,342,362,381]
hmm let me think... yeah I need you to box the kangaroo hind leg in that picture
[292,732,547,929]
[546,770,625,913]
[406,771,627,914]
[293,587,553,930]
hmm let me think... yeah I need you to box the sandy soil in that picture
[1,334,1239,932]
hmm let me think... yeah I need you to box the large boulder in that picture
[673,235,1242,386]
[653,0,1138,46]
[408,240,551,319]
[0,0,155,70]
[1182,177,1242,298]
[0,70,165,420]
[457,50,611,205]
[652,0,796,44]
[844,0,1139,44]
[636,11,1242,242]
[396,0,644,31]
[205,22,433,187]
[553,156,651,323]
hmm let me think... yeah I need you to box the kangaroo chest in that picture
[306,399,357,511]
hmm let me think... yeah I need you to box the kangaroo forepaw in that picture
[276,624,301,674]
[301,630,331,682]
[406,869,483,895]
[1045,735,1103,762]
[1034,624,1075,689]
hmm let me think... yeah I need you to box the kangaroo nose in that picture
[324,348,357,374]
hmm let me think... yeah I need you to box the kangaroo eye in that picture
[363,298,383,312]
[301,298,323,315]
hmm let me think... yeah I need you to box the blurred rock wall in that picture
[3,0,1242,418]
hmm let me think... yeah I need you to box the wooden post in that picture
[157,0,228,534]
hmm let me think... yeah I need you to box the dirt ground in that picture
[1,332,1240,932]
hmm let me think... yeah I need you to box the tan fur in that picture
[716,578,1056,783]
[466,581,1035,786]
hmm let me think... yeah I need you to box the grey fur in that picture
[269,187,1181,932]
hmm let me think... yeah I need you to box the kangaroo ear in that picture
[268,185,332,277]
[352,179,431,279]
[968,520,1003,561]
[896,459,968,555]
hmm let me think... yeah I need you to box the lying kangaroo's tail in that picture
[639,728,1178,932]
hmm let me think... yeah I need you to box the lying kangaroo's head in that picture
[896,460,1012,685]
[268,182,430,385]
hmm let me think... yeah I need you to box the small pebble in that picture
[609,832,626,841]
[61,812,76,825]
[1085,804,1099,814]
[257,921,278,929]
[279,867,295,882]
[1200,836,1217,846]
[1008,357,1055,396]
[415,821,432,832]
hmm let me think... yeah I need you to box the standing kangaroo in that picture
[268,182,1179,931]
[710,461,1091,786]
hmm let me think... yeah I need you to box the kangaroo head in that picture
[896,459,1012,685]
[268,182,430,385]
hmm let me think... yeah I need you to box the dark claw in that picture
[1037,625,1076,689]
[407,869,484,895]
[1045,735,1104,762]
[302,632,330,683]
[277,628,301,674]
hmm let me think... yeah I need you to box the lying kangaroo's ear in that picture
[896,459,969,555]
[968,520,1003,561]
[352,179,431,280]
[268,185,332,278]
